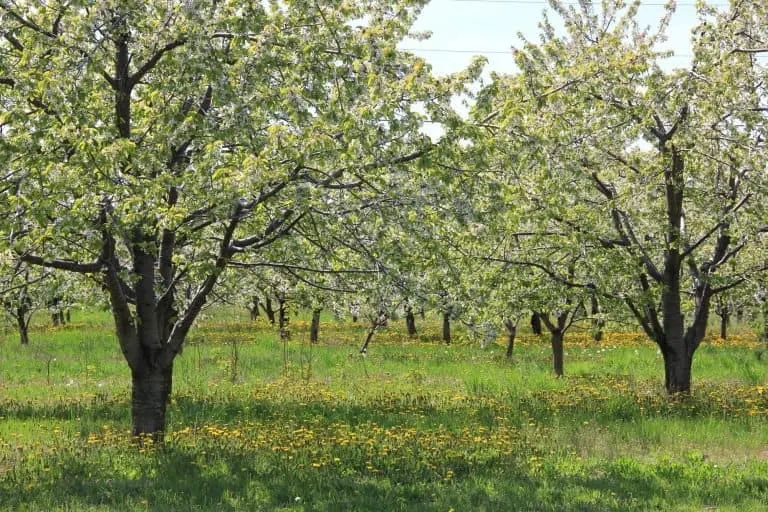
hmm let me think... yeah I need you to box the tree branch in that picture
[19,254,102,273]
[129,38,187,88]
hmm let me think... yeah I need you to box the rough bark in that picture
[540,312,570,377]
[530,312,542,335]
[310,308,321,344]
[590,295,604,342]
[278,297,289,340]
[504,319,516,359]
[262,296,276,324]
[661,346,692,394]
[405,305,417,337]
[248,296,260,321]
[719,311,729,340]
[551,330,564,377]
[442,311,451,345]
[16,312,29,345]
[131,364,173,443]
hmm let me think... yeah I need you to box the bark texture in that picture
[310,308,321,344]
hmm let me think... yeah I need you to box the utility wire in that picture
[449,0,729,6]
[401,48,683,58]
[401,48,768,59]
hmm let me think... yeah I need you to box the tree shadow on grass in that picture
[3,442,765,512]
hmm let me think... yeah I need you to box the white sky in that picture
[405,0,720,76]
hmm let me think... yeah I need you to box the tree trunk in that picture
[360,313,386,353]
[262,296,275,325]
[278,297,289,340]
[58,310,66,326]
[51,312,60,327]
[551,330,564,377]
[736,308,744,324]
[590,295,604,342]
[131,364,173,443]
[504,320,516,359]
[310,308,321,344]
[720,311,729,340]
[65,310,71,324]
[249,296,260,321]
[530,312,542,335]
[16,313,29,346]
[442,312,451,345]
[405,308,417,337]
[661,346,692,394]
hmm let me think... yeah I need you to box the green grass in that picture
[1,312,767,511]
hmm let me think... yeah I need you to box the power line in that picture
[449,0,729,6]
[401,47,768,59]
[401,47,694,58]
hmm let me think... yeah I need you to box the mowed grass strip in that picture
[1,313,767,511]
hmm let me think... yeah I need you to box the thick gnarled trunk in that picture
[661,347,692,394]
[131,364,173,442]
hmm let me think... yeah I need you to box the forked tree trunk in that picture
[551,330,564,377]
[530,312,542,335]
[504,320,516,359]
[442,312,451,344]
[310,308,321,344]
[262,296,276,325]
[131,364,173,442]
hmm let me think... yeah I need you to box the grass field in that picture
[1,310,767,511]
